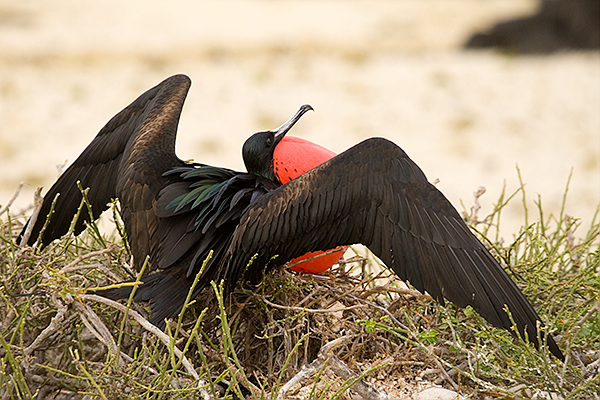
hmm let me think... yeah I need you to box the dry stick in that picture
[359,284,429,300]
[276,358,321,399]
[275,338,352,400]
[201,344,263,398]
[74,302,124,364]
[57,263,111,274]
[328,355,389,400]
[574,298,600,328]
[337,256,368,266]
[0,182,24,216]
[469,186,486,225]
[73,301,176,382]
[584,356,600,377]
[295,287,325,308]
[318,336,388,400]
[24,302,69,357]
[61,246,116,273]
[262,298,367,314]
[22,234,112,355]
[18,187,44,246]
[319,335,354,354]
[430,356,459,391]
[0,308,16,333]
[81,295,214,400]
[278,335,390,400]
[80,294,200,380]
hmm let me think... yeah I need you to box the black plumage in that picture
[19,74,563,360]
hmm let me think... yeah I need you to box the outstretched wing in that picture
[224,137,563,360]
[20,74,191,270]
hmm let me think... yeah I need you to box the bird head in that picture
[242,104,313,182]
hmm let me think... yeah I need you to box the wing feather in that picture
[223,137,563,359]
[19,74,191,273]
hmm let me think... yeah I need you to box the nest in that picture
[1,195,593,399]
[2,225,483,400]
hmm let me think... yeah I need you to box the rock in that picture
[413,387,464,400]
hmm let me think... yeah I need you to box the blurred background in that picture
[1,0,599,237]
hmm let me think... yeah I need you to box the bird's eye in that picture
[266,137,273,147]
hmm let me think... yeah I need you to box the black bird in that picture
[19,74,563,360]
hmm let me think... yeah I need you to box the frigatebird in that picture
[19,74,563,360]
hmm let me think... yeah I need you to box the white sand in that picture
[1,0,599,238]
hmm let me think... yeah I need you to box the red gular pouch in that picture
[273,136,347,273]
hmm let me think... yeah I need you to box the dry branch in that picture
[80,295,198,377]
[18,187,43,245]
[0,182,24,216]
[277,335,389,400]
[24,301,68,357]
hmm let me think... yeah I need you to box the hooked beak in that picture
[272,104,314,145]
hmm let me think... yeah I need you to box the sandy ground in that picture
[1,0,599,239]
